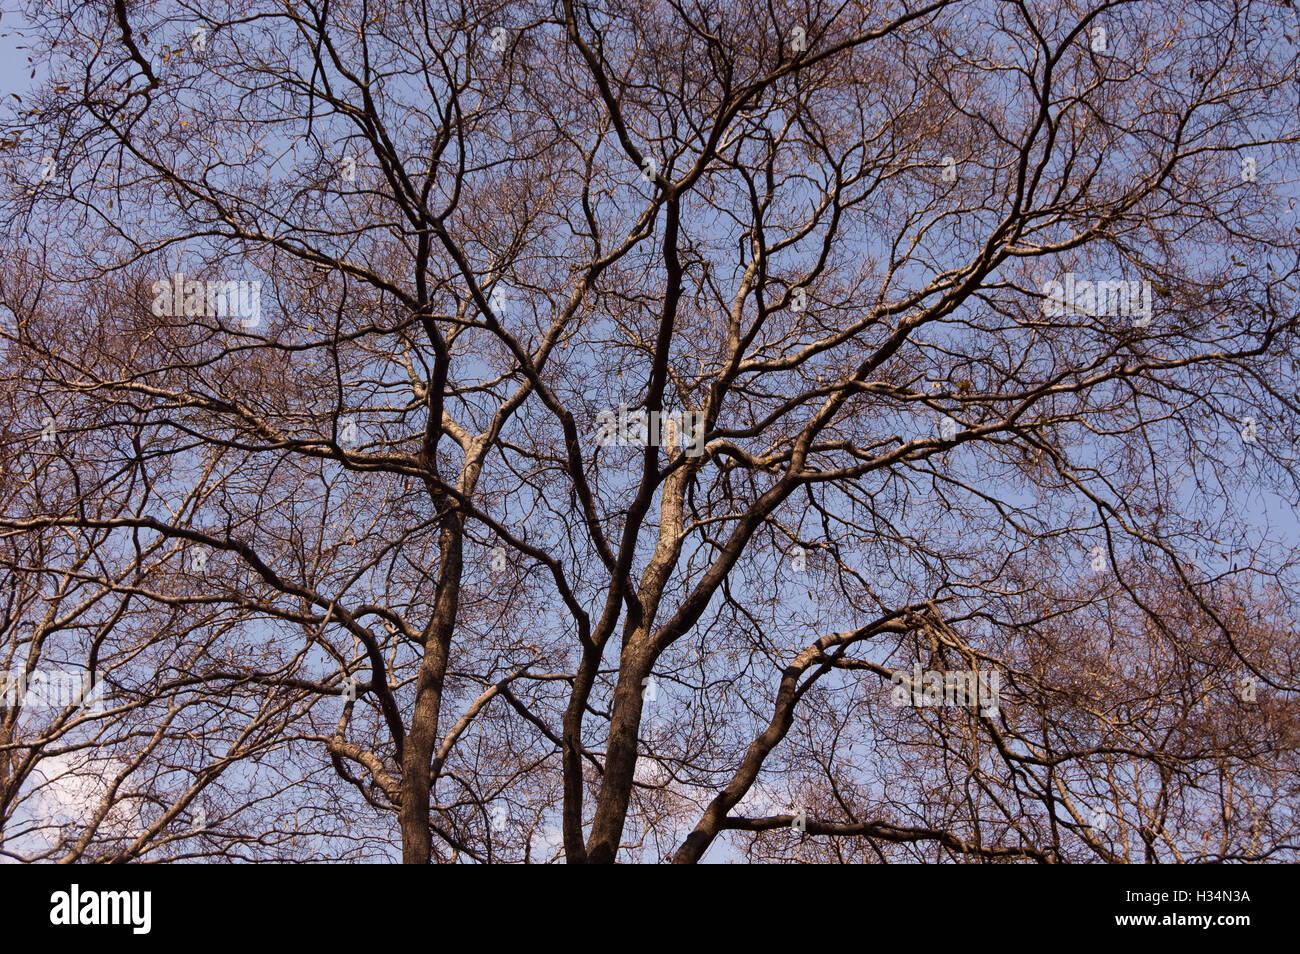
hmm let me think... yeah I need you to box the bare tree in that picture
[1,0,1298,863]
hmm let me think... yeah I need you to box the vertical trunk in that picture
[398,515,462,863]
[560,651,598,863]
[398,635,448,863]
[584,640,651,863]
